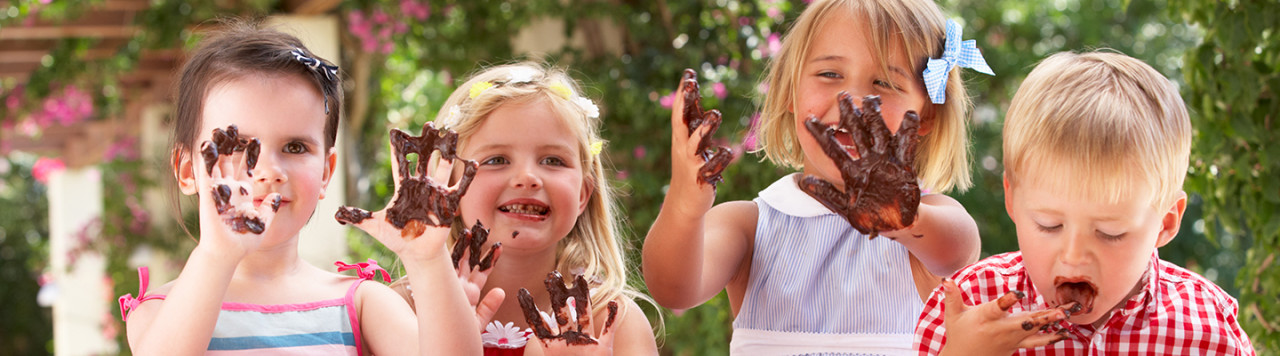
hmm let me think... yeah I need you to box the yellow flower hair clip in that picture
[470,81,494,98]
[549,82,573,99]
[589,141,604,156]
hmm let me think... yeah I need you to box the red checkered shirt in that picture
[914,252,1254,355]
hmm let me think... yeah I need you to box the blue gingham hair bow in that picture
[922,20,994,104]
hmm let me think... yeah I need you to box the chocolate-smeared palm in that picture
[201,124,268,234]
[450,220,501,272]
[517,271,619,346]
[335,122,478,238]
[679,69,733,187]
[799,93,921,237]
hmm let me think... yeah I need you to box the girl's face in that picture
[458,98,591,256]
[180,74,336,244]
[793,10,930,189]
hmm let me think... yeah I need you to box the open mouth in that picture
[1053,277,1097,315]
[499,203,549,216]
[830,126,860,159]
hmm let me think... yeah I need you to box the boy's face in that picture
[1004,171,1184,326]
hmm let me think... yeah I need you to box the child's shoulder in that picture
[1153,258,1239,310]
[953,251,1026,281]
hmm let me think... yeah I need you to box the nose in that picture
[252,152,287,185]
[510,164,541,190]
[1059,229,1090,266]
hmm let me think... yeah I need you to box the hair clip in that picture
[507,67,539,84]
[290,48,340,114]
[922,20,994,104]
[549,82,573,100]
[573,97,600,119]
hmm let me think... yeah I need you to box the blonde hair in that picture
[755,0,972,193]
[1003,51,1191,210]
[431,62,650,320]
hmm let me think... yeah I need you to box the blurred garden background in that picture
[0,0,1275,354]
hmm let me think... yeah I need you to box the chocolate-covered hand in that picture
[518,271,619,350]
[938,279,1069,354]
[799,93,922,237]
[677,69,733,187]
[335,122,478,257]
[451,221,505,328]
[200,125,280,235]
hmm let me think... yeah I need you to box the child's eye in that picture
[284,142,309,154]
[818,71,842,79]
[540,156,567,166]
[1096,230,1126,241]
[1036,223,1063,233]
[874,79,902,91]
[481,156,509,165]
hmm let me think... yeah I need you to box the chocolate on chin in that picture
[798,93,922,237]
[679,69,733,187]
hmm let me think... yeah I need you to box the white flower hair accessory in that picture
[507,67,539,84]
[573,96,600,119]
[446,105,461,122]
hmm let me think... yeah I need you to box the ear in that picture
[917,111,936,136]
[577,178,594,216]
[173,148,198,195]
[318,147,338,200]
[1002,172,1014,218]
[1155,191,1188,248]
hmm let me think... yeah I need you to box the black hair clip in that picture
[290,48,340,114]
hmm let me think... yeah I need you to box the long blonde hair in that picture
[755,0,972,193]
[424,62,650,320]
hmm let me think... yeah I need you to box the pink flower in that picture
[633,146,647,159]
[765,33,782,58]
[743,112,761,151]
[712,82,728,99]
[372,9,391,25]
[616,170,629,180]
[380,42,395,54]
[400,0,430,21]
[32,157,66,184]
[659,92,676,109]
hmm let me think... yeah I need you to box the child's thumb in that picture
[940,278,969,319]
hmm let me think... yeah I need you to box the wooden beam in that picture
[282,0,341,15]
[0,25,139,40]
[0,49,123,63]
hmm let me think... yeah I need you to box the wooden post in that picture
[48,167,115,355]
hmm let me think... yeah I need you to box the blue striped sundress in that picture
[731,173,924,356]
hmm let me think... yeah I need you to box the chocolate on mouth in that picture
[499,204,549,216]
[1054,277,1097,315]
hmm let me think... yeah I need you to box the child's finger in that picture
[996,290,1026,312]
[598,300,620,338]
[474,287,505,330]
[517,288,558,340]
[1016,308,1066,332]
[940,278,970,320]
[670,73,691,137]
[477,243,501,272]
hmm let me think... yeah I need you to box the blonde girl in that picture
[643,0,990,353]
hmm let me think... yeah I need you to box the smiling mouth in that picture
[499,203,549,216]
[829,127,860,158]
[1054,277,1098,315]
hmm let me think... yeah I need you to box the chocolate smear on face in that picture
[1054,277,1097,315]
[383,123,478,234]
[797,93,922,237]
[678,69,733,187]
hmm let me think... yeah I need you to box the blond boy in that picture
[913,51,1254,355]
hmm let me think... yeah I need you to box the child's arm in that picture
[607,298,659,355]
[881,194,980,277]
[642,73,754,309]
[338,143,482,355]
[126,138,281,355]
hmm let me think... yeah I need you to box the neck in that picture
[235,234,305,280]
[484,245,559,327]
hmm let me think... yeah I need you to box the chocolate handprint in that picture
[799,93,922,237]
[200,124,275,234]
[517,271,619,346]
[450,220,501,272]
[335,122,478,238]
[679,69,733,187]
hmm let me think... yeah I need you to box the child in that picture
[643,0,988,353]
[409,62,658,354]
[912,51,1255,355]
[116,20,480,355]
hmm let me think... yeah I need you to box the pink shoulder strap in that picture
[336,259,389,356]
[118,267,165,322]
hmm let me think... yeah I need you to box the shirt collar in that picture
[756,173,835,217]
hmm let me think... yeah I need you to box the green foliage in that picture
[1168,0,1279,351]
[0,155,52,355]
